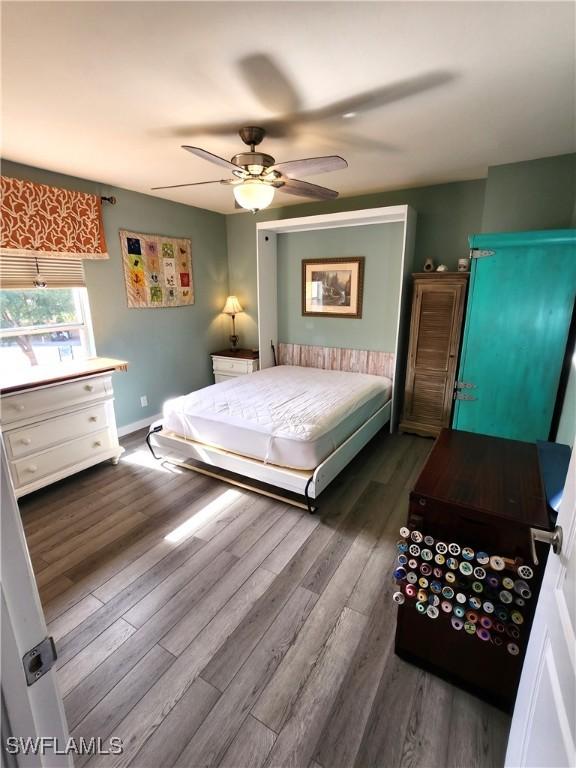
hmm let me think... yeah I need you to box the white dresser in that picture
[1,358,127,498]
[211,349,259,383]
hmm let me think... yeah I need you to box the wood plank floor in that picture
[20,428,511,768]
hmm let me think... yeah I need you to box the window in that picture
[0,288,95,370]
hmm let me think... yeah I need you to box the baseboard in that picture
[117,413,162,437]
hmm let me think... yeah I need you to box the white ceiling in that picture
[2,1,574,214]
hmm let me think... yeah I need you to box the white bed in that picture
[149,361,393,511]
[162,365,392,471]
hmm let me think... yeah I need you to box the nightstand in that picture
[211,349,259,383]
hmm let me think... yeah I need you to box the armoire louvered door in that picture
[400,273,468,437]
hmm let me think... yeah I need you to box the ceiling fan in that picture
[161,55,456,152]
[152,126,348,213]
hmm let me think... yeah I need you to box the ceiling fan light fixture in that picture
[233,179,275,213]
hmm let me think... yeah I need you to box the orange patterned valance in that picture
[0,176,108,259]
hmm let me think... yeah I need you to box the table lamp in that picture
[222,295,244,349]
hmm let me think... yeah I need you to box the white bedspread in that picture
[162,365,392,470]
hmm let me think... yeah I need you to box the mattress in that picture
[162,365,392,470]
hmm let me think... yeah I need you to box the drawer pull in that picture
[20,437,32,446]
[13,403,25,412]
[89,415,98,422]
[26,465,38,474]
[94,440,102,448]
[84,384,95,392]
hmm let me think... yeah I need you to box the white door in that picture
[505,445,576,768]
[1,437,72,767]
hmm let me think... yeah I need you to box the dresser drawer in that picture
[212,357,254,374]
[11,429,114,488]
[5,404,110,459]
[2,376,111,426]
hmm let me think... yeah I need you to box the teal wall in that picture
[277,224,403,352]
[1,160,229,428]
[481,153,576,232]
[227,179,486,348]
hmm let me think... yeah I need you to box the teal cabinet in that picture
[452,229,576,442]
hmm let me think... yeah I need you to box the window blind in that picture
[0,255,86,289]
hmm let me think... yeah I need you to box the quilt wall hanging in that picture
[119,229,194,308]
[0,176,108,258]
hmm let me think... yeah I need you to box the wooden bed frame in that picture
[147,205,415,512]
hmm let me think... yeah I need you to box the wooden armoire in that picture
[400,272,468,437]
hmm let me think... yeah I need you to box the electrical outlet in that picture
[140,395,148,408]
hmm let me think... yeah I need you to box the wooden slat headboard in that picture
[277,343,395,380]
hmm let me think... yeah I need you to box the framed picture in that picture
[302,257,365,318]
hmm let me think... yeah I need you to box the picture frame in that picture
[302,257,365,318]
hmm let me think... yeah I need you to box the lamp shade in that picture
[233,180,275,212]
[222,295,244,315]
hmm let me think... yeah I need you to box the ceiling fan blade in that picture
[302,70,456,123]
[271,155,347,178]
[151,179,233,191]
[159,69,454,142]
[238,53,301,114]
[158,118,294,140]
[182,145,239,171]
[325,130,397,153]
[279,178,339,200]
[165,53,300,140]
